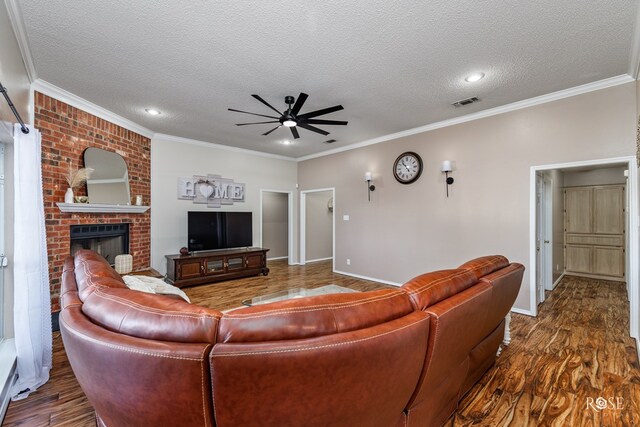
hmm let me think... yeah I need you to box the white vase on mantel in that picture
[64,188,74,204]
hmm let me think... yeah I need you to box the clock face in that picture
[393,152,423,184]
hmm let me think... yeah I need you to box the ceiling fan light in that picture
[283,119,297,127]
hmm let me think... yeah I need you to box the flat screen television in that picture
[187,211,252,252]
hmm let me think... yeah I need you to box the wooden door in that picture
[565,188,592,233]
[177,259,202,280]
[565,245,591,274]
[593,246,624,278]
[246,253,264,269]
[593,186,624,234]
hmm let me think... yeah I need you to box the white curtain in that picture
[10,123,52,400]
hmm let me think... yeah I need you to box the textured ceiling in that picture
[16,0,638,158]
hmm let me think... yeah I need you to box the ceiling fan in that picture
[229,93,347,139]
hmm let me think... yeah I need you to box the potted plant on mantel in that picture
[65,165,93,203]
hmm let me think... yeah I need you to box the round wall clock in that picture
[393,152,423,184]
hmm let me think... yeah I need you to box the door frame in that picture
[300,188,335,268]
[259,189,294,265]
[529,156,638,341]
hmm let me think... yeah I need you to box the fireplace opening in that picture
[70,224,129,266]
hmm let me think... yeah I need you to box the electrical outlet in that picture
[346,259,351,265]
[343,215,350,221]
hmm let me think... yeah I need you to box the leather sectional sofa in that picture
[60,250,524,427]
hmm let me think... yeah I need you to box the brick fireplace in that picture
[36,92,151,311]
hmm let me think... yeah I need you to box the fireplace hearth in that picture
[70,224,129,266]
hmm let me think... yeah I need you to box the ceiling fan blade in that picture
[297,105,344,119]
[262,126,281,136]
[303,119,348,126]
[296,122,330,136]
[228,108,280,119]
[235,121,280,126]
[290,93,308,116]
[290,126,300,139]
[252,94,284,116]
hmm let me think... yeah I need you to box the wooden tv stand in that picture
[165,247,269,288]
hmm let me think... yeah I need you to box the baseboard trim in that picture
[267,256,289,261]
[305,257,333,264]
[511,307,535,317]
[0,339,17,424]
[333,270,402,287]
[551,273,565,290]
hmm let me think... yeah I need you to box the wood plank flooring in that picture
[4,262,639,426]
[446,274,640,426]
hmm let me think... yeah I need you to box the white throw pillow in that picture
[123,275,191,303]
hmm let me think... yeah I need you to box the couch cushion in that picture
[478,262,525,336]
[401,269,477,310]
[458,255,509,280]
[82,287,222,344]
[73,249,128,301]
[218,288,413,343]
[211,310,430,427]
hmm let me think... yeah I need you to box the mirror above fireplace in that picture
[83,147,131,205]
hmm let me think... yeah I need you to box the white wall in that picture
[298,82,637,314]
[151,136,298,274]
[305,190,333,261]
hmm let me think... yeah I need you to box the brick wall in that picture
[35,92,151,311]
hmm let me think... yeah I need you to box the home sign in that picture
[177,174,245,208]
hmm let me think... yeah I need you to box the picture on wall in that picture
[177,174,245,207]
[177,177,196,200]
[193,175,213,204]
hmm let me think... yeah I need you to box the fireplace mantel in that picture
[56,203,150,214]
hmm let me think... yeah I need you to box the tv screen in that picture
[188,212,252,252]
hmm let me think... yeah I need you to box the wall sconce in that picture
[441,161,454,197]
[365,172,375,201]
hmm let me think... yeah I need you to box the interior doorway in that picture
[300,188,335,267]
[260,190,293,264]
[530,157,638,341]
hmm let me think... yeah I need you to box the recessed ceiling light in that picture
[145,108,161,115]
[281,140,293,145]
[464,72,485,83]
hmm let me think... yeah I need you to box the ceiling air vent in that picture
[324,139,337,144]
[452,96,480,108]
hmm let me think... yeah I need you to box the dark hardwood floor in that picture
[446,275,640,426]
[4,261,639,426]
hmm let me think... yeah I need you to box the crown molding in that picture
[629,2,640,79]
[296,74,635,162]
[4,0,37,82]
[32,79,154,138]
[153,133,297,162]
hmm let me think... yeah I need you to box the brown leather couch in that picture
[60,250,523,427]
